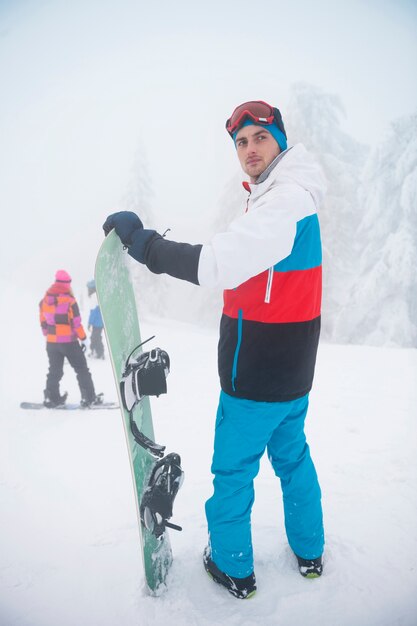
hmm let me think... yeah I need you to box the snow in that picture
[1,3,416,622]
[1,281,417,625]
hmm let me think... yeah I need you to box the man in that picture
[103,100,326,599]
[39,269,103,408]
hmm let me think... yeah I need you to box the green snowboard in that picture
[95,230,172,595]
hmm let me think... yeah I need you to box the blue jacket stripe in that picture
[274,214,322,272]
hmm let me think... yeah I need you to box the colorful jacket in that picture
[143,143,326,402]
[39,282,87,343]
[200,144,325,401]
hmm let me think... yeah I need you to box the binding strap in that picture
[129,411,165,458]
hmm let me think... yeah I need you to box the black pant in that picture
[46,342,96,402]
[90,327,104,358]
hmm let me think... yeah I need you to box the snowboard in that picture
[95,229,173,595]
[20,401,118,410]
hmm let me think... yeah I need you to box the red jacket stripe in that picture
[223,266,322,324]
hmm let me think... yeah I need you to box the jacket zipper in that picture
[265,267,274,303]
[231,309,243,391]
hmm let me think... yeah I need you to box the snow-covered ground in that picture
[1,290,417,625]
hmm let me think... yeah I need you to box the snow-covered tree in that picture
[211,171,248,235]
[285,82,369,341]
[167,171,248,329]
[338,113,417,347]
[120,144,170,320]
[189,173,247,327]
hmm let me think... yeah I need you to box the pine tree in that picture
[285,82,369,341]
[211,172,248,235]
[170,171,248,329]
[121,144,170,320]
[339,113,417,347]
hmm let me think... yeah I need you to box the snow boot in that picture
[296,554,323,578]
[43,390,68,408]
[80,393,104,408]
[203,546,256,599]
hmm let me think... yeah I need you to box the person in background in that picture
[86,279,105,359]
[39,270,103,408]
[103,99,325,599]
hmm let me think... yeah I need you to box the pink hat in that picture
[55,269,72,283]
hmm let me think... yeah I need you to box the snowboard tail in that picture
[95,230,179,595]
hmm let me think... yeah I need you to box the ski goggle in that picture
[226,100,283,137]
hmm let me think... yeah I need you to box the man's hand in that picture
[103,210,157,264]
[80,340,87,353]
[103,211,144,245]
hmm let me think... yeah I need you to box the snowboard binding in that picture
[120,337,184,538]
[120,336,170,413]
[140,452,184,539]
[120,337,170,458]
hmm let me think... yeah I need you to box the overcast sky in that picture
[0,0,416,293]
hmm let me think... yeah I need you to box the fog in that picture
[0,0,416,295]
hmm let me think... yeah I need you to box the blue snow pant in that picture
[205,391,324,578]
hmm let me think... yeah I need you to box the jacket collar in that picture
[242,147,293,197]
[242,143,326,210]
[255,147,292,184]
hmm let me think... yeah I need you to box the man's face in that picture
[235,125,280,181]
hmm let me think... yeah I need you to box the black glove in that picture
[102,211,144,246]
[103,211,158,264]
[128,228,159,264]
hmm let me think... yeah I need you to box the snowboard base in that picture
[20,401,118,411]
